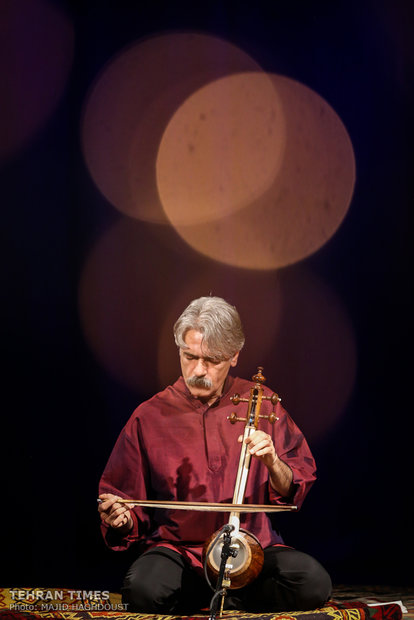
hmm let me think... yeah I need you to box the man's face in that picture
[179,329,239,404]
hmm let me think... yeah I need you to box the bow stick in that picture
[97,498,297,513]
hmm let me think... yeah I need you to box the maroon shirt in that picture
[99,375,316,570]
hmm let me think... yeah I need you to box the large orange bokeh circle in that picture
[157,73,356,269]
[156,72,286,225]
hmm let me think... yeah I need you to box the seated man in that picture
[98,296,332,613]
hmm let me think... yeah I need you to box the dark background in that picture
[1,0,413,590]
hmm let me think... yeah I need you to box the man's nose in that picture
[194,358,208,375]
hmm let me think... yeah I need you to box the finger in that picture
[100,500,126,521]
[254,445,274,457]
[112,505,128,518]
[111,510,131,528]
[104,511,123,527]
[244,435,257,445]
[248,439,269,454]
[98,495,120,512]
[244,431,266,444]
[102,505,127,524]
[110,515,124,528]
[99,493,118,504]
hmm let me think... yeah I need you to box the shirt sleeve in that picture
[98,411,152,551]
[268,402,317,509]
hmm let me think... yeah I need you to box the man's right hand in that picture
[98,493,133,533]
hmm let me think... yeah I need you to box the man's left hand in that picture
[238,430,293,498]
[238,430,278,469]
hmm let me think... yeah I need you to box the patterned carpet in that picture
[331,586,414,620]
[0,586,412,620]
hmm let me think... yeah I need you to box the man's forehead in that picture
[181,340,213,357]
[181,335,224,361]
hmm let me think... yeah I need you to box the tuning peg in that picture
[262,392,281,405]
[230,393,249,405]
[258,413,279,424]
[227,412,247,424]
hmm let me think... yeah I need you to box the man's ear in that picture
[230,351,240,367]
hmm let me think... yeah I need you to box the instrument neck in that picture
[227,424,256,534]
[232,425,255,504]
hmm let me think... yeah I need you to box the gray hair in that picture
[174,296,245,360]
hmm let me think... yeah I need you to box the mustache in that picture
[186,376,212,389]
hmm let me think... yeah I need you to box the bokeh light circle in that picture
[157,74,356,269]
[0,0,74,163]
[81,33,264,223]
[78,217,282,395]
[260,268,357,442]
[79,217,355,442]
[156,72,286,224]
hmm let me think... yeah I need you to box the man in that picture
[98,296,331,613]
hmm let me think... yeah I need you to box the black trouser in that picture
[121,545,332,614]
